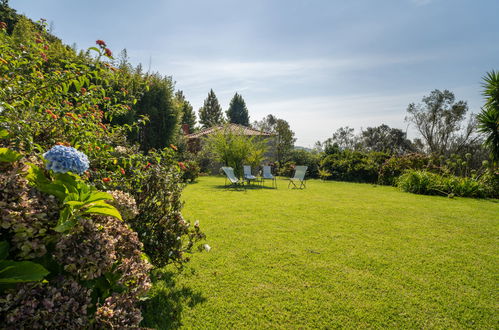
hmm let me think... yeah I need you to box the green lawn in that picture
[143,176,499,329]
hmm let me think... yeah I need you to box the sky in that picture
[10,0,499,146]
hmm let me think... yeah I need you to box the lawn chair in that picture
[288,166,308,189]
[243,165,258,185]
[262,165,277,188]
[221,167,244,189]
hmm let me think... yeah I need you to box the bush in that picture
[180,160,200,183]
[320,150,389,183]
[0,14,205,328]
[286,149,321,178]
[378,153,434,185]
[397,170,493,198]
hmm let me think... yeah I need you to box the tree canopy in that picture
[226,93,250,126]
[175,90,197,133]
[253,114,296,163]
[405,89,477,156]
[198,89,224,128]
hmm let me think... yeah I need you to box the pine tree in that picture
[198,89,224,128]
[175,91,196,132]
[226,92,250,126]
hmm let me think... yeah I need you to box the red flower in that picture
[104,48,112,57]
[99,123,107,130]
[81,87,87,94]
[170,144,178,151]
[96,40,106,47]
[40,52,47,61]
[178,162,187,171]
[145,162,152,169]
[102,177,111,182]
[43,44,49,50]
[103,96,111,101]
[120,168,125,175]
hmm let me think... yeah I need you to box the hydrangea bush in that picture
[0,14,205,328]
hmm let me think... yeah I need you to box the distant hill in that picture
[294,146,313,152]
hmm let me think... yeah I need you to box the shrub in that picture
[378,153,434,185]
[181,160,200,183]
[320,150,389,183]
[397,170,493,198]
[286,149,321,178]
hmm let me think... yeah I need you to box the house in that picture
[183,123,274,154]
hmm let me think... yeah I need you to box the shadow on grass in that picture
[140,270,206,329]
[211,183,277,191]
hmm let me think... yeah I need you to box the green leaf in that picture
[36,183,67,200]
[0,241,9,260]
[0,148,22,162]
[0,128,10,139]
[83,203,122,221]
[0,260,49,283]
[85,191,113,204]
[54,219,77,233]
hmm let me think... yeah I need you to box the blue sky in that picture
[11,0,499,146]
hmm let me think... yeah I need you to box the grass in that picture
[143,176,499,329]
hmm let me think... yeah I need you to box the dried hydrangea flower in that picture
[106,190,138,221]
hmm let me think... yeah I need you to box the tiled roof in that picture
[186,124,273,139]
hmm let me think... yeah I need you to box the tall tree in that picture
[198,89,224,128]
[134,74,180,150]
[360,124,414,154]
[175,90,196,133]
[477,71,499,162]
[253,114,296,163]
[405,89,477,156]
[226,93,250,126]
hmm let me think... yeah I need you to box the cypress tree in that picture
[175,90,196,132]
[226,92,250,126]
[198,89,224,128]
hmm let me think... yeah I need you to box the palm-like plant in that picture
[477,71,499,163]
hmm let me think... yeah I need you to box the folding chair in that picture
[262,165,277,188]
[243,165,258,185]
[221,167,245,189]
[288,166,308,189]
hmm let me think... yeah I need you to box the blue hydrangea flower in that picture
[43,145,90,175]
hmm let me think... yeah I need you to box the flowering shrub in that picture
[43,145,89,174]
[181,160,200,183]
[0,9,205,328]
[1,277,92,328]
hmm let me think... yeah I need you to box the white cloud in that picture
[250,92,426,147]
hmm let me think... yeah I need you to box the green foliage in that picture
[0,12,204,327]
[477,71,499,162]
[198,89,224,128]
[360,124,414,154]
[378,153,434,185]
[133,74,180,151]
[405,89,477,156]
[205,124,268,178]
[286,148,321,178]
[0,241,49,285]
[397,170,492,198]
[180,160,200,183]
[0,147,21,162]
[320,150,390,183]
[253,114,296,164]
[176,90,197,133]
[26,164,121,232]
[226,93,250,126]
